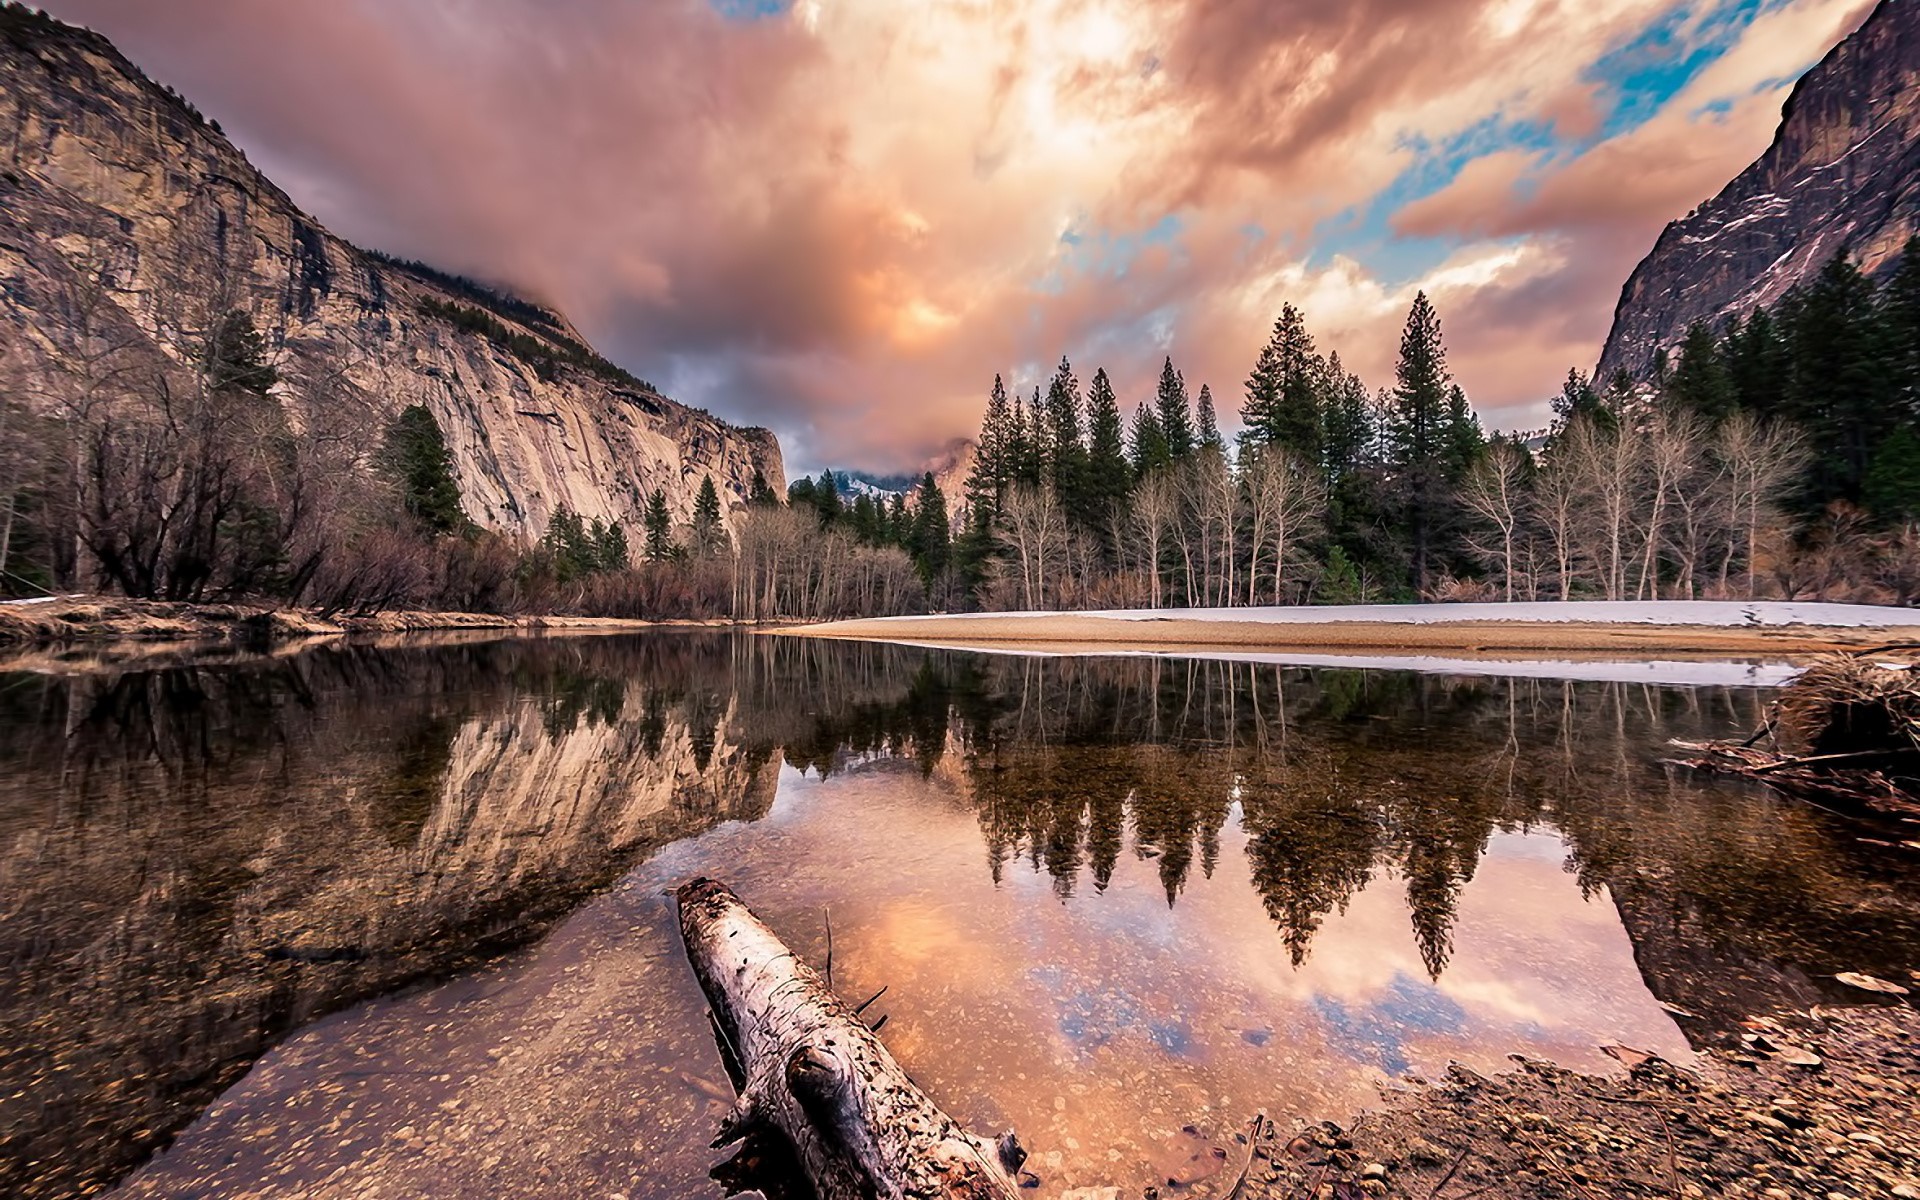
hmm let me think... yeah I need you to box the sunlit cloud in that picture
[38,0,1877,472]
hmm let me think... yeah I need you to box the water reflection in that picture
[0,635,1916,1199]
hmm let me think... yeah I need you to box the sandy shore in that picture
[785,612,1920,656]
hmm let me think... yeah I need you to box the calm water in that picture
[3,633,1919,1199]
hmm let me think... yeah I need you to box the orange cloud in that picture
[37,0,1877,468]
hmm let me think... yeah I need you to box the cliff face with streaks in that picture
[0,7,783,537]
[1597,0,1920,380]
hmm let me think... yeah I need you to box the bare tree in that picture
[1637,410,1708,599]
[1129,470,1178,609]
[1460,441,1531,601]
[1001,482,1068,610]
[1717,412,1808,597]
[1242,445,1325,605]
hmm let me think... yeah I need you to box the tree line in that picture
[6,238,1915,620]
[931,237,1920,609]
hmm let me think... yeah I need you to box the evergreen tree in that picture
[1195,384,1224,452]
[643,488,674,561]
[543,507,596,581]
[813,470,844,527]
[378,404,468,536]
[1241,304,1320,457]
[691,475,729,556]
[1724,307,1788,418]
[1130,400,1169,477]
[1784,252,1893,503]
[1388,292,1451,594]
[1865,425,1920,523]
[1320,354,1374,480]
[203,308,279,398]
[909,472,951,588]
[1044,356,1089,516]
[597,520,630,570]
[1442,385,1485,481]
[851,493,880,544]
[1156,357,1194,460]
[1084,368,1132,529]
[748,467,781,507]
[968,374,1014,520]
[1883,236,1920,415]
[1665,321,1735,419]
[887,493,911,545]
[1550,368,1612,435]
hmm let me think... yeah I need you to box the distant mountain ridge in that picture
[1597,0,1920,380]
[0,4,784,538]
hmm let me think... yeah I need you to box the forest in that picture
[1,241,1915,619]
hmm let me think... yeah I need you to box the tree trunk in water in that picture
[676,878,1028,1200]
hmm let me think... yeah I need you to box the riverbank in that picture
[1233,1000,1919,1200]
[788,602,1920,657]
[0,594,734,649]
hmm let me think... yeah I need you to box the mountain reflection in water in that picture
[1,633,1916,1200]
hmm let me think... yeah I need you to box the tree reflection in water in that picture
[4,632,1920,1200]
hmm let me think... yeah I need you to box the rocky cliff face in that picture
[0,7,783,538]
[1597,0,1920,380]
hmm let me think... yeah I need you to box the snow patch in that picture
[864,601,1919,628]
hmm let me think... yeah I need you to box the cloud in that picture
[38,0,1876,471]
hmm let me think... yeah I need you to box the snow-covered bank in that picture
[852,600,1920,629]
[789,600,1920,658]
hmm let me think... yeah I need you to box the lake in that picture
[3,632,1918,1199]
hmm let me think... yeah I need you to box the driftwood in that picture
[676,878,1027,1200]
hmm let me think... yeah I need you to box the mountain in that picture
[0,6,783,539]
[1596,0,1920,381]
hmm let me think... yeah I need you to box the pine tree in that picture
[1665,321,1735,419]
[378,404,468,536]
[1195,384,1224,452]
[1724,307,1788,418]
[643,488,674,560]
[909,472,951,587]
[1784,252,1893,503]
[968,374,1014,521]
[1883,236,1920,415]
[1442,385,1485,481]
[1865,425,1920,522]
[542,507,594,581]
[691,475,728,556]
[1156,357,1194,460]
[1320,353,1374,481]
[203,308,278,398]
[1241,305,1321,458]
[748,467,780,507]
[597,520,630,570]
[1084,368,1132,527]
[813,470,843,526]
[1044,356,1089,517]
[1388,292,1451,594]
[887,493,910,545]
[851,493,880,544]
[1130,400,1168,477]
[1550,368,1611,434]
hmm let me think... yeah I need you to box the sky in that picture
[40,0,1879,475]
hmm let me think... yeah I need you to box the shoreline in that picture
[1240,1001,1919,1199]
[0,595,755,647]
[782,610,1920,657]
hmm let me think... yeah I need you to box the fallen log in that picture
[675,878,1027,1200]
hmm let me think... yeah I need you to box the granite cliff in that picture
[0,6,783,538]
[1597,0,1920,380]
